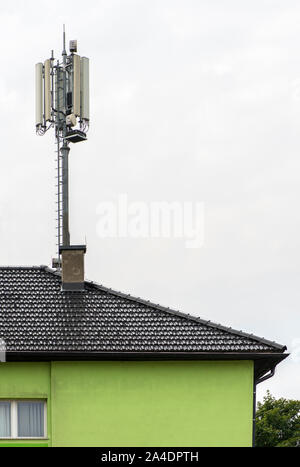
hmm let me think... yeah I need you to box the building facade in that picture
[0,266,287,447]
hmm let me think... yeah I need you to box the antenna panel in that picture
[80,57,90,121]
[35,63,43,126]
[44,59,51,122]
[69,40,77,53]
[73,54,81,117]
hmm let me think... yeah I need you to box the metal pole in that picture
[36,26,90,255]
[63,24,66,56]
[61,24,70,246]
[61,142,70,246]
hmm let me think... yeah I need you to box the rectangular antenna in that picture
[35,63,43,126]
[44,59,51,122]
[73,54,81,117]
[80,57,90,121]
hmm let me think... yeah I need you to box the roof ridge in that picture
[41,266,286,352]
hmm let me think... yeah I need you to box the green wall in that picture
[0,360,254,447]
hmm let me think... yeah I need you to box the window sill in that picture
[0,437,48,440]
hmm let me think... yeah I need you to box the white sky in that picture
[0,0,299,402]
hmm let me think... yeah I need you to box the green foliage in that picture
[255,391,300,447]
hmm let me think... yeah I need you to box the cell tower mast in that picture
[35,27,90,266]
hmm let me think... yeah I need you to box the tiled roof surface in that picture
[0,267,286,354]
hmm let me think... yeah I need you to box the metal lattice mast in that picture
[35,27,90,265]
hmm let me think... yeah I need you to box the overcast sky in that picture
[0,0,299,402]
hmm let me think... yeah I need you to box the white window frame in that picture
[0,399,47,440]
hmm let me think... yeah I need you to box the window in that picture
[0,400,46,439]
[0,402,10,437]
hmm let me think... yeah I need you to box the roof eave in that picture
[5,350,289,362]
[5,350,288,382]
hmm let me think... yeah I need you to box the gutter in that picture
[5,351,288,362]
[256,367,276,385]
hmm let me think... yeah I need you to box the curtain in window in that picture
[18,402,44,438]
[0,402,11,437]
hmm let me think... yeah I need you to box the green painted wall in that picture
[0,360,254,447]
[51,360,254,447]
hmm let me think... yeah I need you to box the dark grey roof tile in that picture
[0,266,286,354]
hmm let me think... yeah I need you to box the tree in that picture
[255,391,300,447]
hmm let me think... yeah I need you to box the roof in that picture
[0,266,287,357]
